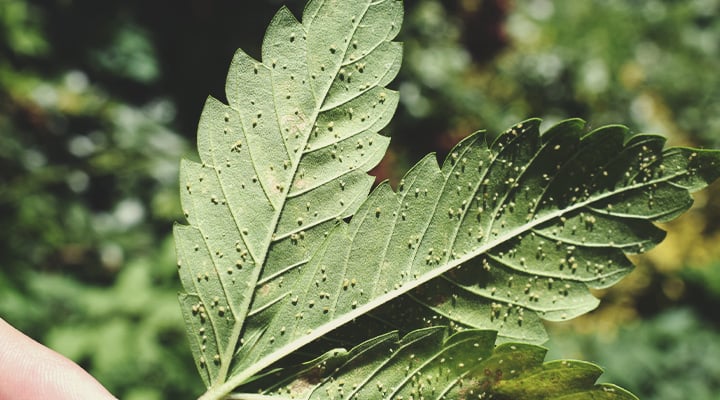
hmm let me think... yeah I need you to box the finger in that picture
[0,317,117,400]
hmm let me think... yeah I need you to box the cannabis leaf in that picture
[175,0,720,398]
[218,118,719,395]
[175,0,402,395]
[251,327,637,400]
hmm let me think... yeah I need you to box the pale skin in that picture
[0,318,116,399]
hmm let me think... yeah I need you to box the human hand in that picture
[0,317,116,399]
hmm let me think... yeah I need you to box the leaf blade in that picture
[224,119,720,387]
[176,0,403,394]
[176,1,720,398]
[250,328,638,400]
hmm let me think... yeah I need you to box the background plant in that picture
[1,0,719,399]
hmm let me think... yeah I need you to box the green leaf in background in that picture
[255,327,637,400]
[175,0,720,398]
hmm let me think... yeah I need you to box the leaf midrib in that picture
[205,1,377,391]
[257,0,373,262]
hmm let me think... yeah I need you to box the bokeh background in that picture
[2,0,719,398]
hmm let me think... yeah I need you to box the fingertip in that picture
[0,318,117,400]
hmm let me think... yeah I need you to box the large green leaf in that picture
[215,118,719,396]
[175,0,720,398]
[175,0,402,394]
[252,327,637,400]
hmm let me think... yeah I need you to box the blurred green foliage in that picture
[546,260,720,400]
[547,307,720,400]
[1,0,718,398]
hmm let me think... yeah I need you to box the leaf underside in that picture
[174,0,720,398]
